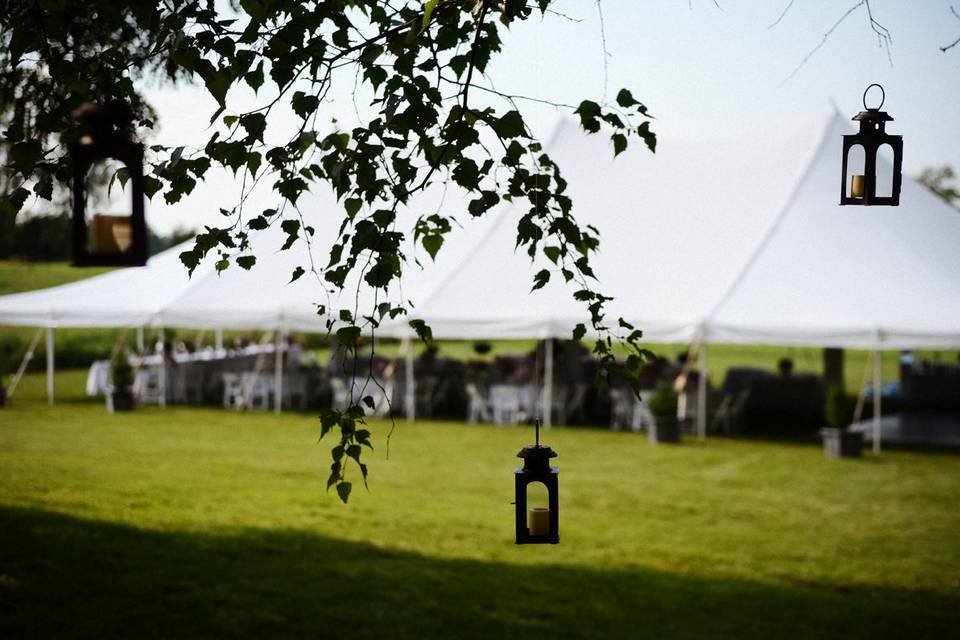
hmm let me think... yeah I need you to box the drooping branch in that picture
[941,5,960,52]
[779,0,891,86]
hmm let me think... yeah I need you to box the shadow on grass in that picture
[0,506,955,639]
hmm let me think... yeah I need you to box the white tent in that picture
[405,110,960,348]
[398,110,960,443]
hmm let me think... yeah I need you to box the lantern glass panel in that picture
[82,158,138,257]
[526,480,548,509]
[846,144,866,200]
[875,143,895,199]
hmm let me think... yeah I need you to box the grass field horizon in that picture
[1,371,959,638]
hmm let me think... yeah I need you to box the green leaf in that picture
[240,113,267,142]
[493,110,526,139]
[612,133,627,157]
[574,100,601,133]
[246,61,265,92]
[638,121,657,153]
[292,91,320,119]
[409,319,433,346]
[3,187,30,216]
[572,323,587,342]
[236,255,256,269]
[421,0,440,33]
[531,269,550,291]
[422,234,443,260]
[336,481,352,503]
[320,410,338,439]
[336,325,361,348]
[616,88,638,108]
[344,198,362,218]
[280,218,300,250]
[289,266,305,282]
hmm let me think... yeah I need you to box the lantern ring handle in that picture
[863,83,885,111]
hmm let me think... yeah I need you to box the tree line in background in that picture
[0,209,194,261]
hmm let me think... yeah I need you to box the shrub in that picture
[648,384,679,418]
[826,384,856,429]
[111,352,134,390]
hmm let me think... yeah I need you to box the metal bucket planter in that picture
[649,416,681,444]
[820,428,863,458]
[111,389,135,412]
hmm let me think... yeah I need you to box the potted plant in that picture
[820,384,862,458]
[647,384,680,444]
[110,352,135,412]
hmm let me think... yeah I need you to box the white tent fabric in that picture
[0,239,216,328]
[1,110,958,350]
[403,111,960,349]
[0,198,492,332]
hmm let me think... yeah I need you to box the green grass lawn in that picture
[1,371,958,638]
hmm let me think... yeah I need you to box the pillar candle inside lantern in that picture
[528,506,550,536]
[851,174,866,199]
[91,214,132,253]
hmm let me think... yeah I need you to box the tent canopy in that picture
[2,110,959,349]
[403,111,960,349]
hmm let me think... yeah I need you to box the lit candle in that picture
[528,506,550,536]
[851,174,865,199]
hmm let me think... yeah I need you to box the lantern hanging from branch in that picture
[71,101,148,266]
[840,83,903,207]
[514,420,559,544]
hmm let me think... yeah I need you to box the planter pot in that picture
[820,427,863,459]
[649,416,680,444]
[111,390,135,412]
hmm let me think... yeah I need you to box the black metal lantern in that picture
[514,420,559,544]
[71,102,148,266]
[840,84,903,207]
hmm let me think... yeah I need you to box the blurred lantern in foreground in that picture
[514,420,559,544]
[840,83,903,207]
[71,102,147,266]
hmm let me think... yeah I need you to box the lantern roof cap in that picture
[517,444,558,460]
[852,109,893,122]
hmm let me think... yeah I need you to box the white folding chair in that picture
[491,385,521,425]
[466,383,492,424]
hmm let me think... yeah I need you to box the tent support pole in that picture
[404,336,415,423]
[542,338,554,429]
[158,328,166,408]
[697,344,707,439]
[274,330,284,414]
[46,327,55,405]
[136,326,145,353]
[873,350,882,453]
[215,328,223,352]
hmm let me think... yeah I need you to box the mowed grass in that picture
[1,372,959,638]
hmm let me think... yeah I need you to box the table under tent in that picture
[2,109,960,450]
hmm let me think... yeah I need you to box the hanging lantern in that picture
[514,420,559,544]
[71,102,148,266]
[840,84,903,207]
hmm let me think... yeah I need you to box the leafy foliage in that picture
[648,384,678,418]
[1,0,658,501]
[111,351,135,391]
[825,383,855,430]
[917,165,960,210]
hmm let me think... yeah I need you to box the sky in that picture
[143,0,960,235]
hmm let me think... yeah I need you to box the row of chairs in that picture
[466,383,588,426]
